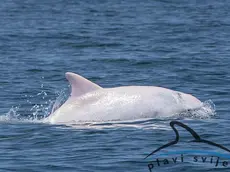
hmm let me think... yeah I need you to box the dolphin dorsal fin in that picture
[65,72,102,97]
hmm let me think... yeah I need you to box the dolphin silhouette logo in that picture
[145,121,230,159]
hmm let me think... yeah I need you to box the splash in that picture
[176,100,216,119]
[51,88,69,114]
[0,89,68,123]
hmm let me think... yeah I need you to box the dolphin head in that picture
[175,91,203,110]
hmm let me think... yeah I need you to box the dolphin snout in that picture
[182,93,203,109]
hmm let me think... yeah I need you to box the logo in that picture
[145,121,230,171]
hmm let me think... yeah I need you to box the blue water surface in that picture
[0,0,230,171]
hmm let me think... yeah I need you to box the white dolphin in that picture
[47,72,203,124]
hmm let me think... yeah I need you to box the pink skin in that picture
[47,72,203,124]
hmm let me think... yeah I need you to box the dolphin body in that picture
[47,72,203,124]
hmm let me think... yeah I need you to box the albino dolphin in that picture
[47,72,203,124]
